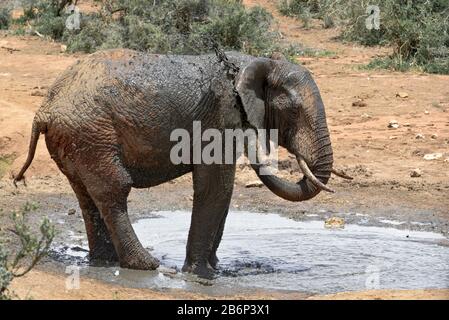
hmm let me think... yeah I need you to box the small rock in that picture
[444,158,449,163]
[68,208,76,215]
[114,270,120,276]
[33,85,47,90]
[424,110,430,115]
[352,99,367,107]
[389,136,398,140]
[158,266,178,275]
[361,113,371,119]
[423,153,443,160]
[60,44,67,53]
[324,217,345,229]
[388,120,399,129]
[245,181,263,188]
[403,123,411,127]
[431,134,438,139]
[30,90,45,97]
[410,168,422,178]
[415,133,425,139]
[396,92,409,98]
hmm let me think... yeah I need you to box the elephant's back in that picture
[39,49,247,151]
[41,49,145,107]
[103,50,223,93]
[42,49,251,111]
[38,51,126,154]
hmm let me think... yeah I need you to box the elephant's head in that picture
[236,57,336,201]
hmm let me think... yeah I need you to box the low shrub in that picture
[13,0,280,56]
[0,202,55,300]
[0,8,11,30]
[277,0,449,74]
[278,0,315,28]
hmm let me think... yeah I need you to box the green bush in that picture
[277,0,449,74]
[277,0,315,28]
[62,14,115,53]
[13,0,279,56]
[10,0,68,38]
[0,203,55,300]
[192,4,275,55]
[0,8,11,30]
[121,15,169,53]
[36,14,65,39]
[278,0,317,17]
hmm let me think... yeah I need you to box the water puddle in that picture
[54,211,449,295]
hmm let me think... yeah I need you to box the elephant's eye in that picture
[272,93,291,110]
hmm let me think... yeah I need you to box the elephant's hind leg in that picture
[78,160,159,271]
[49,149,118,263]
[69,179,118,263]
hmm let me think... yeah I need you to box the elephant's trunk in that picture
[251,91,334,202]
[251,150,333,202]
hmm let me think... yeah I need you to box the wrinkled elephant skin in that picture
[14,49,334,278]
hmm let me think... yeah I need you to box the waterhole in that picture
[133,211,449,294]
[56,211,449,295]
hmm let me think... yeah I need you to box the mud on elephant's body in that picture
[14,49,341,278]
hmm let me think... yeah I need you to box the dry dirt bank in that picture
[9,269,449,300]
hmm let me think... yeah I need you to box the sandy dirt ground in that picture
[1,0,448,300]
[9,269,448,300]
[9,269,309,300]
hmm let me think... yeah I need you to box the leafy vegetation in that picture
[0,7,11,30]
[278,0,317,28]
[5,0,280,57]
[283,43,335,58]
[0,154,15,179]
[277,0,449,74]
[0,203,55,300]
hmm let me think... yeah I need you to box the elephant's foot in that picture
[86,229,119,264]
[182,261,216,279]
[89,244,119,264]
[119,249,160,270]
[209,253,220,270]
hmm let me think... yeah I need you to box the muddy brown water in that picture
[51,210,449,296]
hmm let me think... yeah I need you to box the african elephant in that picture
[14,49,349,278]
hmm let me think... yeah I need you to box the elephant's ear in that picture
[235,58,272,129]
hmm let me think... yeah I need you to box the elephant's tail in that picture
[13,112,48,186]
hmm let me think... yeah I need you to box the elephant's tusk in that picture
[298,157,335,193]
[331,168,353,180]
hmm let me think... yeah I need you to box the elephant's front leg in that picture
[209,208,229,269]
[183,164,236,278]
